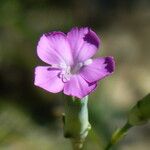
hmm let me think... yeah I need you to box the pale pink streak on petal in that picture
[37,32,73,65]
[67,27,100,62]
[80,57,115,83]
[64,74,97,99]
[34,66,64,93]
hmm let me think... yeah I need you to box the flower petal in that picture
[37,32,73,65]
[80,57,115,83]
[34,66,64,93]
[64,74,97,99]
[67,27,100,62]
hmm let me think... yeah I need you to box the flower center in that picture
[58,59,93,82]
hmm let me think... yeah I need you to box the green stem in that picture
[105,93,150,150]
[105,122,132,150]
[63,96,91,149]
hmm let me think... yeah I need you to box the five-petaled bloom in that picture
[34,27,115,99]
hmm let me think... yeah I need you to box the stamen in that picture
[49,59,93,82]
[59,66,71,82]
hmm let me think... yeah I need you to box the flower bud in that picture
[128,94,150,126]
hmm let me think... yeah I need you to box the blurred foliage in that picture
[0,0,150,149]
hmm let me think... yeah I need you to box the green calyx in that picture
[63,96,91,149]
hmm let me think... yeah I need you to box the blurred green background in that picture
[0,0,150,149]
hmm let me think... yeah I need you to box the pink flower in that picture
[34,27,115,99]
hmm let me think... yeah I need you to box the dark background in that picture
[0,0,150,149]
